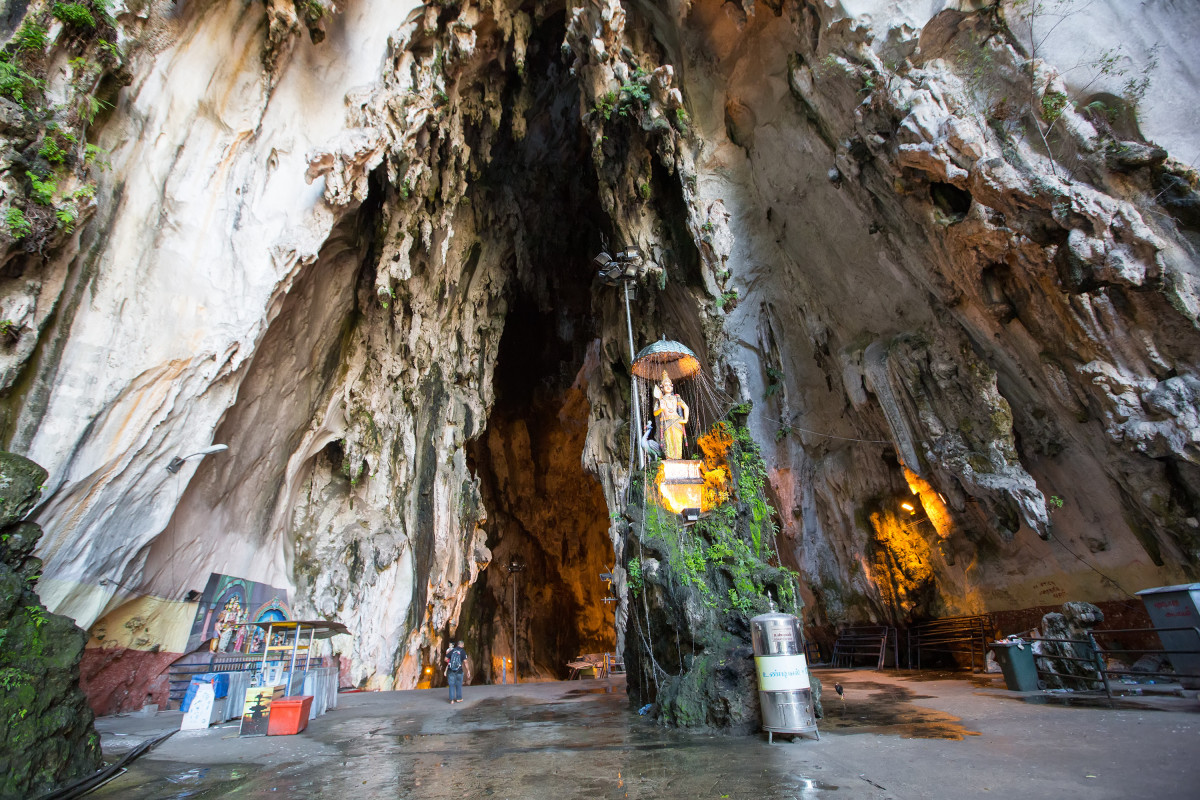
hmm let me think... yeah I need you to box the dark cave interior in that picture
[456,10,619,682]
[464,295,616,681]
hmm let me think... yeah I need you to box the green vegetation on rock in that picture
[52,2,97,29]
[623,418,808,732]
[4,209,31,241]
[0,452,101,798]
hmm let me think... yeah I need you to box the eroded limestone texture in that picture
[0,0,1197,717]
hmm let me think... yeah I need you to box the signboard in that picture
[754,654,810,692]
[239,685,284,737]
[180,683,215,731]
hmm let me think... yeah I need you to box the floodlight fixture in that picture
[594,246,644,286]
[166,443,230,473]
[99,577,138,592]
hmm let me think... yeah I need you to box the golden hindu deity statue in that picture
[653,371,689,460]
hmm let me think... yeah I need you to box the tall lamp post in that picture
[507,555,526,683]
[594,247,645,475]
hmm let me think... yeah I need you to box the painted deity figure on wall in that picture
[653,371,689,460]
[231,609,249,652]
[212,596,243,652]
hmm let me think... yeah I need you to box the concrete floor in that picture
[90,669,1200,799]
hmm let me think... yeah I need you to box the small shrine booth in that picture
[178,619,346,734]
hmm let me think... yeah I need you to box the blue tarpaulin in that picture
[180,673,232,712]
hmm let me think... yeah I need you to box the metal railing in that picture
[167,654,332,707]
[907,615,989,672]
[1030,625,1200,707]
[830,625,899,670]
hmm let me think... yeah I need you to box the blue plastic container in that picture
[180,678,201,713]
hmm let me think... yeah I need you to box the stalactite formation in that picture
[0,0,1195,754]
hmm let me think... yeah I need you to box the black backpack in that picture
[448,648,464,672]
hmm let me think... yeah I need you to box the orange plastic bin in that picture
[267,695,314,736]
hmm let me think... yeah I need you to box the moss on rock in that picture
[623,420,814,733]
[0,452,100,800]
[0,452,46,528]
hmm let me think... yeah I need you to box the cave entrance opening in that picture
[456,8,617,682]
[465,295,616,682]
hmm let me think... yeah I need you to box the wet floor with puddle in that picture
[815,676,980,740]
[873,669,1002,689]
[89,672,1200,800]
[93,686,848,800]
[991,692,1161,710]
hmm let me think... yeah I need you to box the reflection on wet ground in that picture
[814,675,980,740]
[872,668,1002,689]
[90,671,1200,800]
[93,684,845,800]
[992,692,1159,710]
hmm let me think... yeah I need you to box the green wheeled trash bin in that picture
[990,640,1042,691]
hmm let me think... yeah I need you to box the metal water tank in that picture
[751,610,819,742]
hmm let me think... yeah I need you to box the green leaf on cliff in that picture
[5,208,32,240]
[53,2,97,29]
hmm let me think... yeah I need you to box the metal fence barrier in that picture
[1029,625,1200,707]
[830,625,899,670]
[907,615,989,672]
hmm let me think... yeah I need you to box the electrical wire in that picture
[634,479,665,692]
[636,364,893,453]
[1048,532,1141,605]
[40,729,176,800]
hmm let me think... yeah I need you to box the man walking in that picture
[444,640,470,704]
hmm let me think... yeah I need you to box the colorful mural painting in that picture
[80,572,292,715]
[186,573,292,654]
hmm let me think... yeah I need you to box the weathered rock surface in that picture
[623,419,814,730]
[0,452,100,799]
[1033,600,1105,690]
[0,0,1195,715]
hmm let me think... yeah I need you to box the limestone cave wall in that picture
[0,0,1196,711]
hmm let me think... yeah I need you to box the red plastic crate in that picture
[267,695,314,736]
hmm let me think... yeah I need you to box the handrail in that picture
[908,615,988,672]
[830,625,898,669]
[1021,625,1200,707]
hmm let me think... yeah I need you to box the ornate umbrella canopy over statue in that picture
[633,340,700,461]
[631,339,701,383]
[631,339,731,518]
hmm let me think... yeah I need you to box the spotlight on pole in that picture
[594,245,647,476]
[595,246,643,286]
